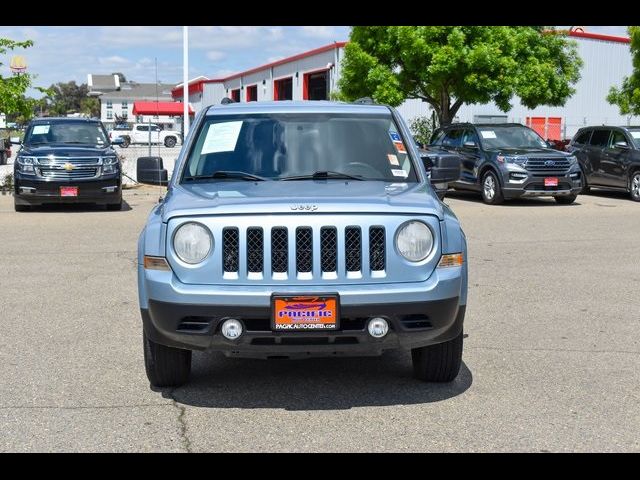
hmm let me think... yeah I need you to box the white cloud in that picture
[98,55,131,66]
[299,26,340,39]
[206,51,226,61]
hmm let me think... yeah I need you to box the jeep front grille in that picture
[221,225,386,279]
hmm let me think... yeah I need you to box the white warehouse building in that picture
[173,29,639,140]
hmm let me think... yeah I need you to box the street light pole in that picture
[183,26,189,139]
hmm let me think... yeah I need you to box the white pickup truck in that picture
[109,123,182,148]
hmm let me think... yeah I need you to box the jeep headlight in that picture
[102,156,119,174]
[396,221,433,262]
[173,222,213,264]
[16,156,37,174]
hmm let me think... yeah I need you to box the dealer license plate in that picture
[60,186,78,197]
[544,177,558,187]
[272,295,339,331]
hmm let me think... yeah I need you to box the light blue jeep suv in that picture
[138,100,468,387]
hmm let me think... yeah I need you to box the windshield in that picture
[24,121,109,147]
[477,126,548,150]
[627,129,640,148]
[180,113,418,183]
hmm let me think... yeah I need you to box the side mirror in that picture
[10,137,21,145]
[614,141,630,150]
[462,140,477,149]
[111,136,125,146]
[137,156,168,185]
[423,153,461,184]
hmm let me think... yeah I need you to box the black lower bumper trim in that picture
[141,298,465,356]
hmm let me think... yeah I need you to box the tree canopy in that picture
[607,26,640,116]
[338,26,583,125]
[0,37,48,119]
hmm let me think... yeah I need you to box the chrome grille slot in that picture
[369,227,386,271]
[296,227,313,274]
[246,228,264,273]
[222,228,239,273]
[345,227,362,272]
[320,227,337,273]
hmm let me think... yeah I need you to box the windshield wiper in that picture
[281,171,364,181]
[183,171,268,182]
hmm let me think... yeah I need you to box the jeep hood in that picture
[160,181,443,221]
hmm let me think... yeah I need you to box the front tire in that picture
[143,333,192,388]
[554,194,577,205]
[412,331,463,382]
[164,136,177,148]
[120,136,131,148]
[630,171,640,202]
[480,170,504,205]
[106,201,122,211]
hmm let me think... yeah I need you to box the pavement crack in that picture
[168,389,192,453]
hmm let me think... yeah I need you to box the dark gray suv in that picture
[567,126,640,202]
[431,123,583,205]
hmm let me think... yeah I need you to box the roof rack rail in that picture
[220,97,236,105]
[353,97,374,105]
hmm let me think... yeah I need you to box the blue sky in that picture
[0,26,629,98]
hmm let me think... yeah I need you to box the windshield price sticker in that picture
[32,125,50,135]
[202,121,243,154]
[480,130,497,139]
[387,154,400,166]
[393,141,407,153]
[391,169,408,177]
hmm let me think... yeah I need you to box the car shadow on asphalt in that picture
[24,199,132,212]
[160,351,473,410]
[443,190,582,207]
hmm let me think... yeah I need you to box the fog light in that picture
[368,317,389,338]
[221,319,243,340]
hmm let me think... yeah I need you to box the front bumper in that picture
[139,267,466,357]
[14,173,122,205]
[501,167,582,199]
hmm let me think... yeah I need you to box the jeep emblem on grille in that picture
[290,204,318,211]
[544,160,555,167]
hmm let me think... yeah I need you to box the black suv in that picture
[567,126,640,202]
[430,123,582,204]
[13,117,124,211]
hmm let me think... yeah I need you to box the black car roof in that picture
[441,123,526,128]
[30,117,101,123]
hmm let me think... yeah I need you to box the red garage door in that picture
[526,117,563,141]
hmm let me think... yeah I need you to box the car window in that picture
[136,125,147,132]
[23,121,108,146]
[430,129,446,146]
[609,130,628,148]
[589,129,611,147]
[573,129,592,145]
[627,128,640,148]
[181,112,419,183]
[461,129,479,147]
[476,125,547,149]
[442,129,464,148]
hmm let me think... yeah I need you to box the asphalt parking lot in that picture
[0,187,638,452]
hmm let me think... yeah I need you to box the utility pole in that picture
[183,26,190,139]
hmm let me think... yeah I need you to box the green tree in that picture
[409,111,439,146]
[47,80,91,115]
[607,26,640,115]
[0,37,48,119]
[338,26,583,125]
[80,97,100,118]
